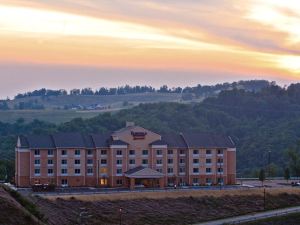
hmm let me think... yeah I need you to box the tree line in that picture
[1,81,300,181]
[12,80,270,99]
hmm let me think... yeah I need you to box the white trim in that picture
[16,148,30,152]
[227,148,236,152]
[110,145,127,149]
[152,145,167,148]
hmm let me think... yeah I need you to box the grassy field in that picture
[33,188,300,225]
[7,93,183,109]
[44,187,300,201]
[0,110,104,124]
[0,93,188,123]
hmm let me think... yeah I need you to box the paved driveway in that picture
[195,206,300,225]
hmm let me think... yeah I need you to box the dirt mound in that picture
[0,186,38,225]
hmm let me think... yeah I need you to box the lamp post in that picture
[119,208,123,225]
[268,150,271,178]
[263,187,266,210]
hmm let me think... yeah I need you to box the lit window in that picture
[100,168,107,174]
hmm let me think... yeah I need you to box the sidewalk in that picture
[195,206,300,225]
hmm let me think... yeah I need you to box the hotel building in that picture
[15,123,236,188]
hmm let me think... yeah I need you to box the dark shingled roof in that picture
[124,166,145,175]
[82,134,95,149]
[109,139,128,146]
[91,133,111,148]
[161,134,187,148]
[26,135,55,149]
[149,139,168,146]
[52,133,86,148]
[182,132,235,148]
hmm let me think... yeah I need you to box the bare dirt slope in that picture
[0,186,38,225]
[34,189,300,225]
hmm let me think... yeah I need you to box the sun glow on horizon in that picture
[0,0,299,82]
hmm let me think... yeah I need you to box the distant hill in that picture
[0,80,271,123]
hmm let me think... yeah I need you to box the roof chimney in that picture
[126,121,135,127]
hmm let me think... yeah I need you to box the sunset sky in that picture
[0,0,299,98]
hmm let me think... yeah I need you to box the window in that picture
[87,168,93,174]
[61,179,68,186]
[167,149,173,155]
[179,150,185,155]
[142,150,148,155]
[156,150,162,156]
[129,150,135,155]
[75,159,81,165]
[100,178,108,185]
[75,169,81,175]
[218,178,224,184]
[179,167,185,173]
[193,149,199,155]
[167,168,173,173]
[206,149,212,155]
[156,159,162,165]
[193,159,199,164]
[206,168,212,173]
[217,149,223,155]
[218,158,223,164]
[48,149,54,156]
[61,150,67,156]
[129,159,135,165]
[61,168,68,175]
[75,149,81,156]
[142,159,148,165]
[179,158,185,164]
[101,150,107,155]
[87,150,93,156]
[218,168,223,173]
[34,150,40,156]
[193,178,199,184]
[168,158,173,164]
[48,159,53,165]
[156,168,163,173]
[34,168,40,175]
[116,168,122,175]
[87,159,93,165]
[206,158,212,164]
[100,168,107,174]
[193,168,199,173]
[206,178,212,184]
[34,159,40,165]
[61,159,67,165]
[101,159,107,165]
[48,168,53,175]
[116,179,123,185]
[116,159,122,165]
[116,150,122,156]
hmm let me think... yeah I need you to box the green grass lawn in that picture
[0,110,103,124]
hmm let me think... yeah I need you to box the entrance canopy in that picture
[124,166,164,179]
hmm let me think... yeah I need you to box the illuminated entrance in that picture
[124,166,165,189]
